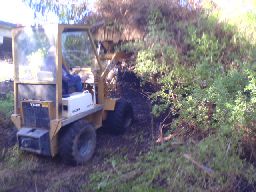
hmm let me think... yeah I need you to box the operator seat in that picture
[62,66,83,96]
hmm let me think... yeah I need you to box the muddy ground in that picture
[0,74,158,192]
[0,116,16,150]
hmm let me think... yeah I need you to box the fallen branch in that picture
[157,110,173,144]
[171,141,184,147]
[119,169,142,182]
[156,133,177,143]
[157,123,163,143]
[0,148,7,161]
[183,153,215,176]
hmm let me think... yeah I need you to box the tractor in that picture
[11,24,133,165]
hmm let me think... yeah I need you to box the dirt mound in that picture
[0,114,16,151]
[92,0,198,41]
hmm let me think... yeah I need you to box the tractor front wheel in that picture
[59,121,96,165]
[104,99,134,135]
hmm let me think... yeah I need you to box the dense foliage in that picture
[128,1,256,190]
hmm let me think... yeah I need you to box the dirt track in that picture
[0,74,155,192]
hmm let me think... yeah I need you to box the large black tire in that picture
[104,99,134,135]
[59,121,96,165]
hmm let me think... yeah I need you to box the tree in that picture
[22,0,90,24]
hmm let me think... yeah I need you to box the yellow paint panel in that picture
[42,103,49,108]
[104,98,118,111]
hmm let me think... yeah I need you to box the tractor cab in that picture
[11,24,134,164]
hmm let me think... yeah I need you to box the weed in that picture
[0,93,13,117]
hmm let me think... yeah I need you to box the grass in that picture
[0,136,253,191]
[0,146,38,191]
[0,94,13,117]
[85,139,256,191]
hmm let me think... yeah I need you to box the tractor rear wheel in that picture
[59,121,96,165]
[104,99,133,135]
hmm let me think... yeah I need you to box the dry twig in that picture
[183,153,215,176]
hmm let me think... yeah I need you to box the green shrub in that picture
[132,4,256,190]
[186,25,221,64]
[0,94,14,117]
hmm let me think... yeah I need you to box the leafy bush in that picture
[186,25,221,64]
[132,2,256,190]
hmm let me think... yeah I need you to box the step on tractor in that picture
[11,24,134,165]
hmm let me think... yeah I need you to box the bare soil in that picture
[0,114,16,150]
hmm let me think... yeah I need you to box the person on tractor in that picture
[62,65,83,96]
[43,46,83,96]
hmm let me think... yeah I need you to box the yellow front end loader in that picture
[11,24,133,165]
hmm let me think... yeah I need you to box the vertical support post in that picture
[98,78,105,105]
[50,25,63,156]
[12,29,18,113]
[56,26,63,119]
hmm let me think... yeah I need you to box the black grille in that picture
[22,102,50,129]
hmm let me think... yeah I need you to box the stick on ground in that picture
[183,153,215,176]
